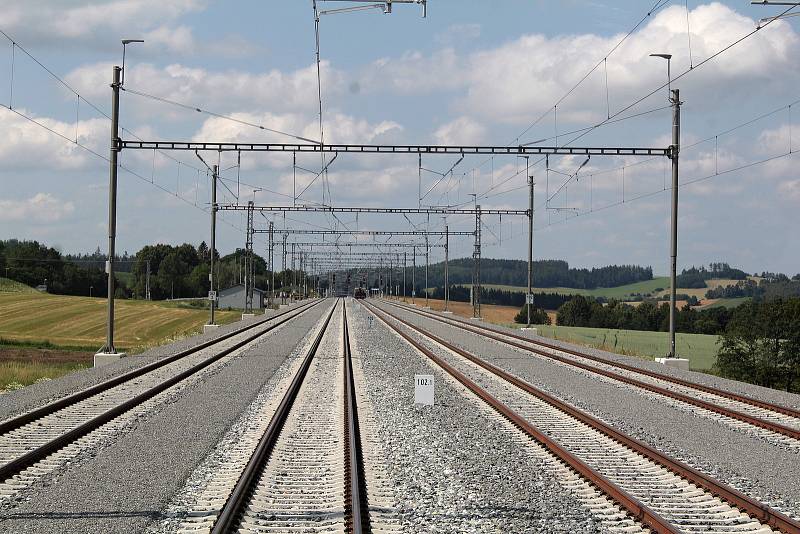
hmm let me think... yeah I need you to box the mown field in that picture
[397,296,520,325]
[0,291,240,351]
[697,297,750,310]
[0,283,243,390]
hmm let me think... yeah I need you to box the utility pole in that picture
[99,65,122,357]
[268,221,274,308]
[209,164,218,325]
[145,259,151,301]
[473,205,482,319]
[668,88,681,358]
[245,200,254,312]
[282,233,287,272]
[412,245,416,304]
[291,243,296,297]
[424,235,429,308]
[444,224,449,312]
[527,172,535,328]
[403,251,407,302]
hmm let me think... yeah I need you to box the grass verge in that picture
[0,360,91,392]
[526,324,719,371]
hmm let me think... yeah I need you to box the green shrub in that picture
[514,304,550,325]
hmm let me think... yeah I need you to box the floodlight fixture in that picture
[650,53,673,99]
[120,39,144,85]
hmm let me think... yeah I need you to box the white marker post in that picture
[414,374,434,406]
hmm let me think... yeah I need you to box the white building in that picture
[218,284,266,310]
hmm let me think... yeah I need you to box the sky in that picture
[0,0,798,276]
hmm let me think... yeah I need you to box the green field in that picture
[521,324,719,370]
[0,278,38,293]
[0,286,241,352]
[478,277,671,300]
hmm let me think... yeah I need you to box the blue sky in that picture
[0,1,798,276]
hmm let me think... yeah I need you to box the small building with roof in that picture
[218,284,266,310]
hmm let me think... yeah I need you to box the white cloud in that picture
[143,25,196,55]
[190,111,402,146]
[0,1,205,48]
[434,117,486,145]
[0,193,75,223]
[0,109,106,171]
[67,61,344,117]
[361,3,799,129]
[778,179,800,201]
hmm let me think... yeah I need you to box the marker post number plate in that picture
[415,374,434,405]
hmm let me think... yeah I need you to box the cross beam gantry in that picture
[119,141,672,157]
[219,205,527,216]
[255,229,474,236]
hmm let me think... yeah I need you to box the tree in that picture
[716,299,800,391]
[158,252,188,299]
[514,305,550,325]
[556,295,596,326]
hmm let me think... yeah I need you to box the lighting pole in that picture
[652,53,680,358]
[98,39,142,358]
[668,89,681,358]
[210,164,218,325]
[101,64,122,356]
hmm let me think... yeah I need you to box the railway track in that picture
[209,298,368,533]
[363,300,800,534]
[0,300,321,495]
[381,300,800,446]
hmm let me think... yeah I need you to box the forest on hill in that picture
[414,258,653,289]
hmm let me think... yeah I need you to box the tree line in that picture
[705,278,800,300]
[1,239,308,300]
[0,239,125,297]
[676,263,749,288]
[422,285,572,309]
[405,258,652,289]
[555,295,733,335]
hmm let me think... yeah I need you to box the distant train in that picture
[353,287,367,299]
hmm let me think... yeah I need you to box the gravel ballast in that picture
[388,301,800,410]
[376,301,800,519]
[0,301,315,422]
[0,300,332,534]
[349,302,606,533]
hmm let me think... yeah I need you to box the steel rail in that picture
[366,301,800,534]
[211,300,339,534]
[0,300,323,482]
[343,302,369,534]
[384,300,800,438]
[361,301,680,534]
[0,300,319,437]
